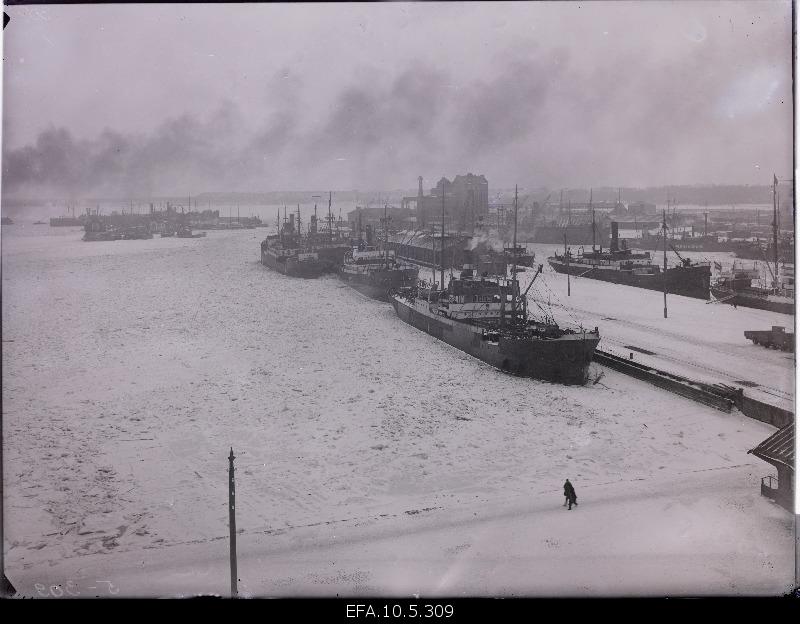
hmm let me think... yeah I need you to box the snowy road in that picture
[7,464,793,597]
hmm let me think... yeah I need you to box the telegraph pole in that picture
[228,448,238,598]
[663,207,668,319]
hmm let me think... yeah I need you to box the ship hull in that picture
[625,238,733,253]
[548,258,711,300]
[261,249,326,278]
[315,245,351,272]
[710,287,794,315]
[339,267,419,301]
[392,296,599,384]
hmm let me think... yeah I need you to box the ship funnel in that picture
[611,221,619,252]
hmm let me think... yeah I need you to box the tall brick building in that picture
[402,173,489,232]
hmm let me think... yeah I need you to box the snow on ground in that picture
[1,225,794,596]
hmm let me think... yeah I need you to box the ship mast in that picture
[328,191,333,244]
[440,180,445,290]
[773,174,779,291]
[384,203,389,269]
[511,185,519,316]
[590,189,595,253]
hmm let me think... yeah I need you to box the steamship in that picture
[547,222,711,300]
[260,212,326,278]
[339,246,419,301]
[391,266,600,384]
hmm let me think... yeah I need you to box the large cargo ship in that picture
[391,185,599,384]
[624,234,734,253]
[260,235,325,278]
[260,212,326,278]
[391,266,600,384]
[339,246,419,301]
[547,222,711,300]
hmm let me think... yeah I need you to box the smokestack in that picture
[418,176,423,197]
[289,213,295,233]
[611,221,619,253]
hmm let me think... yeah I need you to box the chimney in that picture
[611,221,619,252]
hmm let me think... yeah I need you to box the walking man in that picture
[563,479,577,510]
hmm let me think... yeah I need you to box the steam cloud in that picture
[2,9,792,199]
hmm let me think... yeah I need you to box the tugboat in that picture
[338,205,418,300]
[391,186,600,384]
[260,209,325,278]
[548,220,711,300]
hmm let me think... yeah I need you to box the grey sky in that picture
[1,1,793,197]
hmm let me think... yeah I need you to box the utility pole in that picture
[663,208,668,319]
[228,448,238,598]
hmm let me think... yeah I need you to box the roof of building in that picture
[748,422,794,471]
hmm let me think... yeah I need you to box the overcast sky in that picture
[1,1,793,197]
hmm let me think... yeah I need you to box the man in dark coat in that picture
[563,479,577,510]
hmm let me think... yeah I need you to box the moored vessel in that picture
[392,184,599,384]
[392,266,600,384]
[260,211,325,278]
[548,221,711,300]
[339,246,419,300]
[710,176,794,315]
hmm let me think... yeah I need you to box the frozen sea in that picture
[1,222,794,597]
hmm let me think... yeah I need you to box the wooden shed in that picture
[748,422,794,512]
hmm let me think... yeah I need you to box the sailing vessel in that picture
[260,209,325,278]
[391,185,600,384]
[710,175,794,315]
[338,204,418,300]
[548,220,711,300]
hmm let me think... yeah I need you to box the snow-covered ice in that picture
[1,225,794,596]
